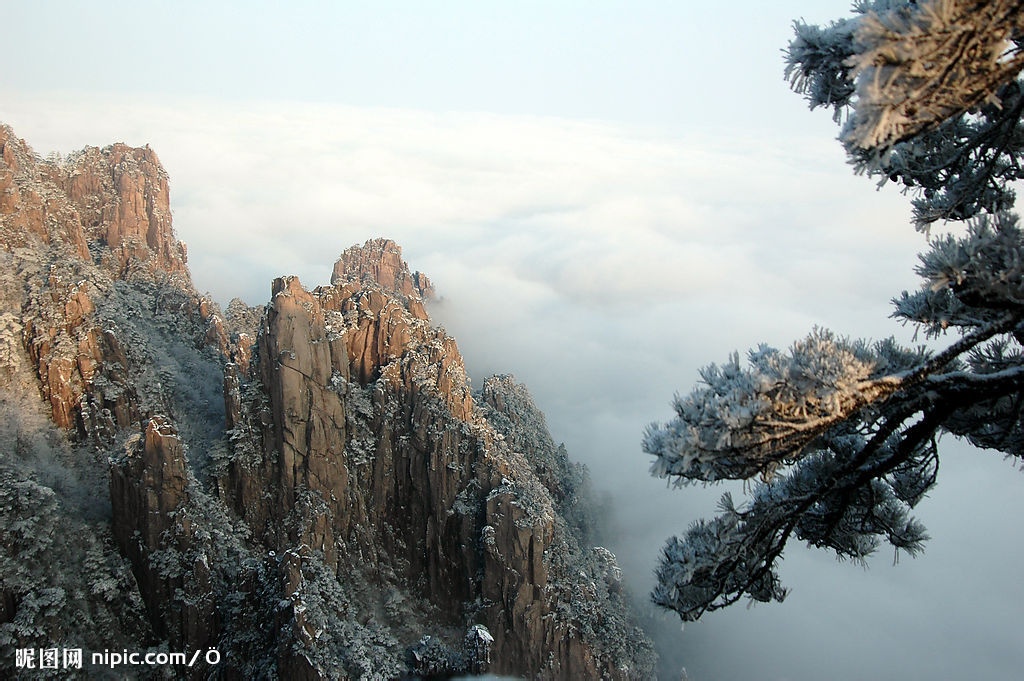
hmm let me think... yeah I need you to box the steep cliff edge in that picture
[219,238,654,677]
[1,124,228,678]
[0,123,223,442]
[0,125,654,678]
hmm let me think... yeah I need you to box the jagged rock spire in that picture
[331,237,434,301]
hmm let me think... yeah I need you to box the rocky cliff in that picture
[0,124,654,679]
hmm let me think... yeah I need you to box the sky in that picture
[3,1,1023,679]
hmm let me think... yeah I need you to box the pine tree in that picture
[645,0,1024,622]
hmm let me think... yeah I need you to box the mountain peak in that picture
[331,237,434,301]
[0,124,188,281]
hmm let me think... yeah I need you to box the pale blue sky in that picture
[3,2,1022,680]
[5,0,845,136]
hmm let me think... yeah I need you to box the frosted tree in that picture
[786,0,1024,228]
[645,0,1024,622]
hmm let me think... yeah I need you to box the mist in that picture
[3,96,1022,680]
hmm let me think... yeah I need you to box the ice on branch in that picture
[643,330,926,485]
[894,212,1024,333]
[844,0,1024,152]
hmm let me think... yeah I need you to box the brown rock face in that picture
[109,417,218,668]
[65,142,188,278]
[220,240,654,678]
[1,124,188,279]
[0,125,90,257]
[331,238,434,315]
[0,124,225,441]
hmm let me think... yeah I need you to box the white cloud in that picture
[0,93,919,312]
